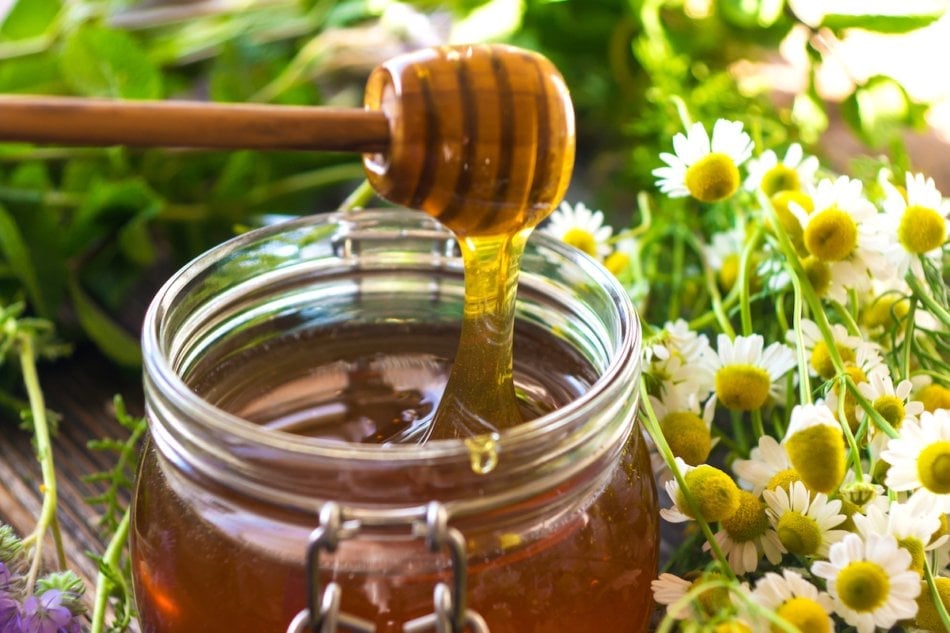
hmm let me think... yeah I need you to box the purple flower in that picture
[0,563,11,592]
[0,593,21,633]
[20,590,74,633]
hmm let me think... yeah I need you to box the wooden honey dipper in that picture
[0,43,576,444]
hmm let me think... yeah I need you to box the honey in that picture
[133,210,659,632]
[133,321,657,632]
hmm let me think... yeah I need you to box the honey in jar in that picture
[132,210,659,632]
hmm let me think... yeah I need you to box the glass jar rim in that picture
[142,209,640,465]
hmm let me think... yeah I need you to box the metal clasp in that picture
[286,501,489,633]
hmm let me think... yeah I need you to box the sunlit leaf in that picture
[0,203,45,315]
[819,0,946,33]
[0,0,60,41]
[60,25,163,99]
[841,75,923,148]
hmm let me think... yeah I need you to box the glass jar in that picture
[133,209,658,633]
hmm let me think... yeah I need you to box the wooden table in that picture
[0,344,145,626]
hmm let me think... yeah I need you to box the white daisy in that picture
[764,481,849,557]
[542,201,613,259]
[750,569,834,633]
[604,235,638,278]
[704,333,796,412]
[650,573,693,620]
[661,457,741,524]
[789,176,891,303]
[857,367,925,434]
[704,227,749,292]
[875,171,949,280]
[653,119,754,203]
[644,320,716,402]
[733,435,796,495]
[853,494,947,572]
[704,489,785,574]
[782,403,847,494]
[744,143,820,195]
[882,409,950,513]
[790,318,871,381]
[812,533,921,633]
[649,385,717,466]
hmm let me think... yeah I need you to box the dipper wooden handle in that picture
[362,44,575,237]
[0,96,390,153]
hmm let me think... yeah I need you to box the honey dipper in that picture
[1,44,576,443]
[0,43,574,236]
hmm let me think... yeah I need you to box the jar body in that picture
[132,210,658,633]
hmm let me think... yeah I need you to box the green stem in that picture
[640,381,737,581]
[18,335,58,590]
[924,557,950,633]
[906,272,950,327]
[90,509,132,633]
[902,297,918,383]
[789,272,812,404]
[337,179,376,212]
[737,225,764,336]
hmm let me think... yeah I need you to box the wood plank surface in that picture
[0,345,144,628]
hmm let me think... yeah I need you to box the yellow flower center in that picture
[770,190,810,254]
[694,575,731,616]
[776,510,822,556]
[774,597,830,633]
[685,152,741,203]
[604,250,630,276]
[562,227,598,257]
[898,204,947,254]
[932,513,950,546]
[761,164,801,196]
[915,577,950,631]
[680,465,741,522]
[715,364,771,411]
[804,207,858,262]
[766,468,802,492]
[873,394,906,429]
[809,341,856,381]
[918,384,950,413]
[917,440,950,494]
[718,254,740,292]
[897,536,926,573]
[860,296,910,330]
[786,424,846,494]
[802,256,832,296]
[661,411,712,466]
[721,490,770,542]
[836,365,867,432]
[836,560,889,613]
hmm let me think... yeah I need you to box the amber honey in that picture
[133,321,657,632]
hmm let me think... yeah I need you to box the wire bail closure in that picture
[286,501,489,633]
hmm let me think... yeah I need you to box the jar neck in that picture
[142,209,641,528]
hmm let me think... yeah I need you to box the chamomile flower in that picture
[649,386,717,466]
[914,379,950,413]
[764,481,848,557]
[644,320,716,401]
[750,569,834,633]
[542,201,613,259]
[705,490,784,574]
[857,368,925,433]
[705,228,750,292]
[876,171,950,280]
[882,409,950,513]
[705,334,796,412]
[651,573,694,619]
[733,435,798,495]
[653,119,754,203]
[812,533,921,633]
[661,457,741,524]
[744,143,820,196]
[853,494,946,573]
[783,403,847,494]
[789,176,890,303]
[604,235,638,277]
[791,319,866,381]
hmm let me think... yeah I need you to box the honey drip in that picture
[363,44,575,447]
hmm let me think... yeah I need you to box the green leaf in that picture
[0,52,63,93]
[68,178,162,256]
[212,151,261,201]
[0,0,61,41]
[720,0,785,28]
[67,275,142,367]
[0,203,45,315]
[841,75,919,148]
[59,25,163,99]
[820,1,945,33]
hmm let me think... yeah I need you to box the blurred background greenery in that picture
[0,0,945,379]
